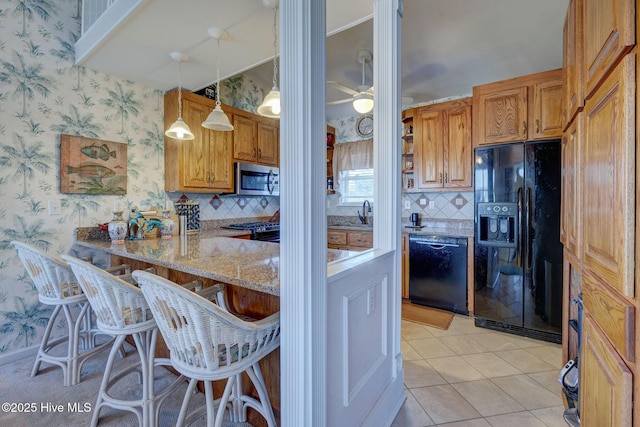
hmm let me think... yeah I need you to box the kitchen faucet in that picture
[358,200,372,224]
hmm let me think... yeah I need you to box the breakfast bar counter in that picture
[74,229,359,426]
[75,230,357,297]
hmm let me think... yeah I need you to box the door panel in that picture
[580,315,632,427]
[415,109,443,188]
[444,105,471,187]
[582,54,635,297]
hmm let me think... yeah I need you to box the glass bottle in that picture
[160,210,175,239]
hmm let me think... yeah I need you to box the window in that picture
[338,168,374,205]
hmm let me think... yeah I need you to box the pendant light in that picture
[257,0,280,119]
[202,28,234,131]
[165,52,195,140]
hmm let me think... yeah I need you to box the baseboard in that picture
[0,345,37,366]
[361,369,406,427]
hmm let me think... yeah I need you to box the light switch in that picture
[455,197,464,206]
[48,200,61,215]
[428,201,435,209]
[404,200,411,209]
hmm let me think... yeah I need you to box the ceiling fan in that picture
[327,49,375,114]
[327,49,413,114]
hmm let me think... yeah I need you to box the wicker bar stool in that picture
[11,241,123,386]
[62,255,184,427]
[132,270,281,427]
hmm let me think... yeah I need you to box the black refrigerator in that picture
[474,140,562,343]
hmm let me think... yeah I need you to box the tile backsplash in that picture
[326,191,474,221]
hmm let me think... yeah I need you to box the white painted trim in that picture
[0,344,38,366]
[279,0,327,425]
[75,0,148,65]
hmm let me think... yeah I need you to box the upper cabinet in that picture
[412,98,472,190]
[582,0,635,99]
[164,90,280,193]
[562,0,584,130]
[472,69,563,147]
[232,111,279,167]
[164,90,233,193]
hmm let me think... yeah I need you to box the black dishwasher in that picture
[409,234,468,315]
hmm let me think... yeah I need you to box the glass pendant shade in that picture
[202,103,234,131]
[165,52,194,140]
[165,117,194,140]
[353,92,374,114]
[258,3,280,119]
[257,86,281,118]
[203,28,234,132]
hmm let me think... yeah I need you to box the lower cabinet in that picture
[327,228,372,251]
[402,234,409,299]
[580,315,632,427]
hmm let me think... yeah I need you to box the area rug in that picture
[401,302,454,330]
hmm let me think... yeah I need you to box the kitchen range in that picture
[224,221,280,242]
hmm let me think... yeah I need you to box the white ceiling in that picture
[76,0,569,121]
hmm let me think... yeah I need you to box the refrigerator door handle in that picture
[517,187,523,268]
[526,187,533,269]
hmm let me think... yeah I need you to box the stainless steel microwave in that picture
[234,162,279,196]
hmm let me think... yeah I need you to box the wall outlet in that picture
[428,200,435,209]
[455,197,464,206]
[404,200,411,209]
[48,200,61,215]
[419,198,427,206]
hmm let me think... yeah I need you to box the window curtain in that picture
[332,139,373,190]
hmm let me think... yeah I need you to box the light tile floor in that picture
[392,315,566,427]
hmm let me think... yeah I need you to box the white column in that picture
[279,0,327,426]
[374,0,404,385]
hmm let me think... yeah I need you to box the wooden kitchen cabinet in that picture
[562,252,582,365]
[164,90,233,192]
[233,111,279,167]
[560,112,582,258]
[580,315,632,426]
[327,228,372,251]
[582,54,635,298]
[562,0,583,130]
[560,2,638,422]
[402,234,409,299]
[472,69,562,147]
[413,97,472,190]
[582,0,635,99]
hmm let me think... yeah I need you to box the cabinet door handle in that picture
[439,173,443,183]
[211,174,215,183]
[522,121,527,134]
[444,173,448,183]
[253,148,256,158]
[258,148,262,159]
[536,119,540,133]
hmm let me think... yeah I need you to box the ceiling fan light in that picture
[202,103,234,131]
[165,117,195,140]
[257,86,281,118]
[353,92,374,114]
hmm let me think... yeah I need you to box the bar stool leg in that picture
[31,305,61,378]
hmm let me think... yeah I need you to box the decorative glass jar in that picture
[160,210,174,239]
[108,211,127,243]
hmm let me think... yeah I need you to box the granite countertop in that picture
[326,217,474,238]
[75,229,358,296]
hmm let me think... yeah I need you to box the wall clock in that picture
[356,114,374,138]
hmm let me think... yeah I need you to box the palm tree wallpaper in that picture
[0,0,280,359]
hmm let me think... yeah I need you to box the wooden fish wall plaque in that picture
[60,134,127,194]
